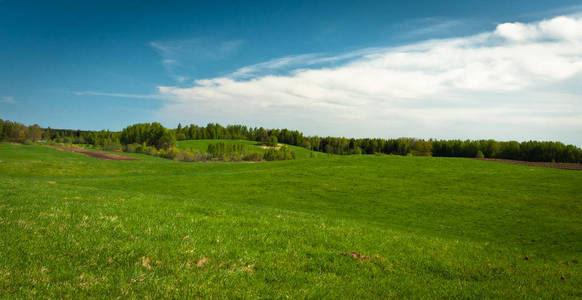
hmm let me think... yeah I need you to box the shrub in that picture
[193,151,211,162]
[243,152,263,161]
[267,135,278,147]
[159,147,179,159]
[412,140,432,156]
[207,142,248,160]
[475,150,485,158]
[123,143,140,153]
[230,152,242,162]
[264,146,295,161]
[103,144,121,152]
[175,151,195,162]
[144,146,159,156]
[173,150,213,162]
[135,143,148,154]
[61,136,73,144]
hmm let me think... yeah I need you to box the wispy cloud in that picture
[0,96,16,104]
[155,15,582,145]
[399,17,467,37]
[149,38,245,82]
[229,48,390,79]
[229,53,321,78]
[74,91,165,100]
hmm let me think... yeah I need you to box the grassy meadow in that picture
[0,142,581,298]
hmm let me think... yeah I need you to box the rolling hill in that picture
[0,143,581,298]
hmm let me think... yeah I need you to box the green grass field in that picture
[177,139,322,160]
[1,143,581,298]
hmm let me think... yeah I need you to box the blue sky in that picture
[1,0,581,145]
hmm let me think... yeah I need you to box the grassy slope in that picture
[0,143,581,298]
[177,139,322,159]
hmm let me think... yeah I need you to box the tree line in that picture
[0,119,121,147]
[2,119,581,163]
[172,122,582,163]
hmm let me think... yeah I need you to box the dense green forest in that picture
[1,118,581,163]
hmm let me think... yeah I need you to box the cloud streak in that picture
[156,15,582,145]
[74,91,165,100]
[228,48,391,79]
[0,96,16,104]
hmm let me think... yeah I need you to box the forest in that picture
[1,118,581,163]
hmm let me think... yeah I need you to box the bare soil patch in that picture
[48,146,138,161]
[474,158,582,170]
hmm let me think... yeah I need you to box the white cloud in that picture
[0,96,16,104]
[495,16,582,43]
[540,16,582,41]
[494,22,539,42]
[154,15,582,145]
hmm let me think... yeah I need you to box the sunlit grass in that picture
[0,143,581,298]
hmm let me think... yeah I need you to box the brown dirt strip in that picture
[48,145,138,161]
[474,158,582,170]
